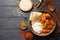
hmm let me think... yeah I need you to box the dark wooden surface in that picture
[0,0,60,40]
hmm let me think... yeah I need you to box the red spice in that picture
[25,32,33,39]
[20,30,24,38]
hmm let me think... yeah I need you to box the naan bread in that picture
[29,12,42,24]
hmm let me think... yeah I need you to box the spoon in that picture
[48,4,60,26]
[34,0,42,8]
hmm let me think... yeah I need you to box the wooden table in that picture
[0,0,60,40]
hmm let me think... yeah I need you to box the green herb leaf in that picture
[24,17,28,22]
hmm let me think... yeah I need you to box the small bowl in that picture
[18,0,33,12]
[29,11,56,36]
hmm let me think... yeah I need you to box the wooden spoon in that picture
[48,4,60,26]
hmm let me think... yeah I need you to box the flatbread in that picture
[29,12,42,24]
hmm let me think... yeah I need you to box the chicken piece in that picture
[41,14,46,22]
[45,13,51,19]
[40,20,44,24]
[46,20,49,25]
[45,13,50,17]
[49,20,54,25]
[43,23,47,29]
[47,25,53,30]
[42,29,50,33]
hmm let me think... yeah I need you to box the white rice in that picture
[32,21,43,33]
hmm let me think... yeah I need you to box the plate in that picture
[29,11,56,36]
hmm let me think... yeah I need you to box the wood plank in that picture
[55,0,60,8]
[0,0,37,7]
[55,0,60,4]
[0,30,20,40]
[0,0,18,7]
[0,7,30,17]
[0,18,24,30]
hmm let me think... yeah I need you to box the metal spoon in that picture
[34,0,42,8]
[48,4,60,26]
